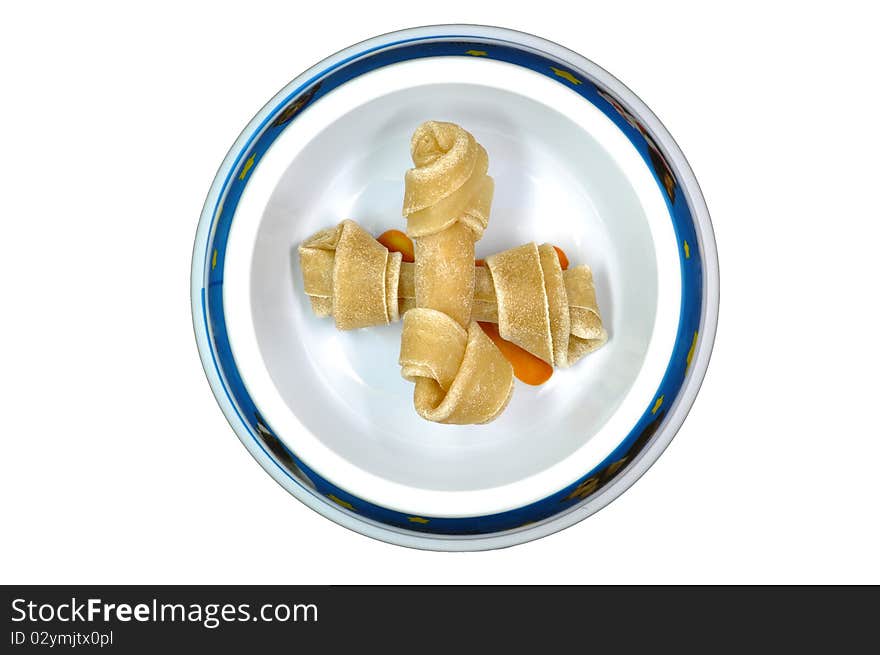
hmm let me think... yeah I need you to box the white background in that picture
[2,1,878,584]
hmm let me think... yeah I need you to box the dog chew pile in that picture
[297,121,607,425]
[299,220,607,367]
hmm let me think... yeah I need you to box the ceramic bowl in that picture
[191,25,718,550]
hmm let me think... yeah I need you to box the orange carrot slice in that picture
[553,245,569,270]
[474,258,486,267]
[377,229,414,263]
[479,321,553,386]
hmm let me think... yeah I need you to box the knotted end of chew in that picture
[486,243,607,367]
[298,220,402,329]
[399,308,514,424]
[402,121,494,239]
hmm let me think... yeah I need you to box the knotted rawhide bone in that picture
[399,121,513,424]
[298,219,402,330]
[299,220,607,368]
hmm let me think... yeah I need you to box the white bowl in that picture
[191,25,718,550]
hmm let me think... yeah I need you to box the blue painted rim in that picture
[196,34,703,535]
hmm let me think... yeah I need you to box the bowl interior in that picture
[223,57,679,516]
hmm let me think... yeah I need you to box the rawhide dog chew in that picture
[299,220,607,367]
[398,121,513,424]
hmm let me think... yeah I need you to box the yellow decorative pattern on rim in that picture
[686,331,698,371]
[239,153,256,181]
[551,67,582,85]
[327,494,354,511]
[651,395,664,414]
